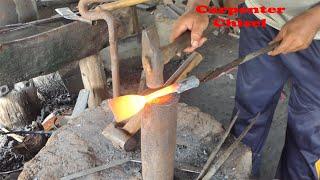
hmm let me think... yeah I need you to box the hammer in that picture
[103,31,279,151]
[102,27,198,151]
[142,25,192,88]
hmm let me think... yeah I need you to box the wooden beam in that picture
[0,21,108,87]
[0,8,134,87]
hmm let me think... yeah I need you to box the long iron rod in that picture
[199,42,280,83]
[202,113,260,180]
[196,110,240,180]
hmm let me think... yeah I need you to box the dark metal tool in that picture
[142,26,192,88]
[196,110,240,179]
[200,113,260,180]
[198,42,280,83]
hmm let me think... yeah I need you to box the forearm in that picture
[187,0,210,10]
[307,5,320,30]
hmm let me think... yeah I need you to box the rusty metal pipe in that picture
[78,0,120,97]
[141,94,179,180]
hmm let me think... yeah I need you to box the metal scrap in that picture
[201,113,260,179]
[197,110,240,179]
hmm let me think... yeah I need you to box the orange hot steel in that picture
[108,84,180,122]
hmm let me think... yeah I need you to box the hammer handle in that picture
[162,28,212,64]
[162,31,191,64]
[99,0,151,11]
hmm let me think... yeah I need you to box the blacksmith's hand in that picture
[269,5,320,56]
[170,11,209,53]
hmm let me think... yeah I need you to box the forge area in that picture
[0,2,288,180]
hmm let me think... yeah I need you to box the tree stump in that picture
[79,54,108,108]
[0,81,40,129]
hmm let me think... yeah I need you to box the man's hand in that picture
[269,6,320,56]
[170,11,209,53]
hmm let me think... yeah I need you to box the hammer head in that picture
[142,26,164,89]
[102,122,137,152]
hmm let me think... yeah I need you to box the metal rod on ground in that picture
[201,113,260,180]
[131,159,201,174]
[0,168,23,175]
[61,158,130,180]
[196,110,240,180]
[61,158,201,180]
[0,130,52,135]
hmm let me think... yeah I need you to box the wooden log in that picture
[0,0,38,26]
[0,86,40,129]
[79,54,108,108]
[0,8,135,87]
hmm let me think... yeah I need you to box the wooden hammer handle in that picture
[162,28,212,64]
[162,31,191,64]
[99,0,151,11]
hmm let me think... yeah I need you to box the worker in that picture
[171,0,320,179]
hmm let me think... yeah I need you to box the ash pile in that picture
[0,72,75,179]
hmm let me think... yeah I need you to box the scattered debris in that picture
[202,113,259,179]
[197,111,240,179]
[0,137,24,174]
[18,102,252,179]
[0,126,24,143]
[42,113,58,131]
[212,30,219,36]
[226,73,235,80]
[228,32,240,39]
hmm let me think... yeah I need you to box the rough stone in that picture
[18,101,251,180]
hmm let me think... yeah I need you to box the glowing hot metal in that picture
[108,76,199,122]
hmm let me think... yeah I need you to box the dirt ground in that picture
[18,101,252,179]
[181,32,288,179]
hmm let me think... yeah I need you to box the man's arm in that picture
[170,0,210,52]
[269,5,320,56]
